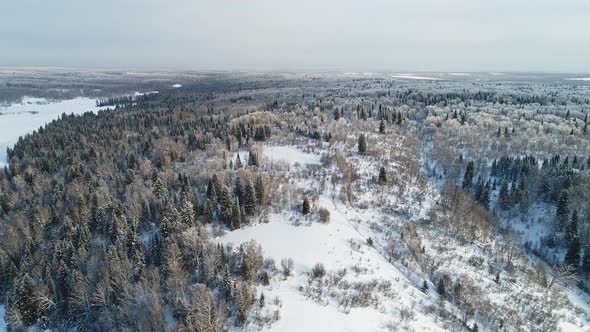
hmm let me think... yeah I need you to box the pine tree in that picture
[302,197,310,215]
[379,120,385,134]
[462,161,474,189]
[181,197,195,226]
[235,154,243,169]
[248,150,259,167]
[259,292,265,308]
[333,108,341,120]
[153,176,166,200]
[232,199,242,230]
[582,245,590,275]
[206,178,218,203]
[498,181,511,210]
[211,174,222,199]
[110,213,125,243]
[556,190,569,230]
[378,167,387,185]
[220,264,232,301]
[244,181,257,215]
[219,186,233,220]
[565,210,578,245]
[15,273,41,325]
[437,279,445,297]
[565,235,580,268]
[203,199,214,224]
[234,178,244,205]
[421,280,429,294]
[358,134,367,155]
[255,175,265,207]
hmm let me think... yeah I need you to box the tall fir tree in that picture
[15,274,41,325]
[565,209,578,245]
[565,235,580,268]
[302,197,311,215]
[462,161,475,189]
[248,150,260,167]
[244,181,257,215]
[498,181,511,210]
[255,175,265,207]
[582,244,590,275]
[235,154,243,169]
[556,190,569,230]
[378,167,387,185]
[181,197,195,226]
[358,134,367,155]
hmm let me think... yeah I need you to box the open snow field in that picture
[263,145,321,166]
[219,192,444,332]
[0,97,106,166]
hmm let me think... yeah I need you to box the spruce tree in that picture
[421,280,429,294]
[498,181,511,210]
[462,161,474,189]
[153,177,166,200]
[556,190,569,230]
[181,197,195,226]
[565,210,578,245]
[235,154,243,169]
[379,120,385,134]
[378,167,387,185]
[259,292,265,308]
[255,175,265,207]
[302,197,311,215]
[565,235,580,268]
[232,199,242,230]
[244,181,257,215]
[358,134,367,155]
[206,178,218,203]
[582,245,590,275]
[437,279,445,297]
[221,264,232,301]
[15,274,41,325]
[248,150,259,167]
[211,174,222,198]
[203,199,214,224]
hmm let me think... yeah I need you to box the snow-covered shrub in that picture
[311,263,326,279]
[318,207,330,223]
[281,258,294,277]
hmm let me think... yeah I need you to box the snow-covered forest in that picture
[0,72,589,331]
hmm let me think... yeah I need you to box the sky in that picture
[1,0,590,73]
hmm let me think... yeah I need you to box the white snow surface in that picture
[263,145,321,166]
[172,84,182,88]
[219,194,443,332]
[567,77,590,81]
[0,97,108,166]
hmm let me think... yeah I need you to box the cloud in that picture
[1,0,589,72]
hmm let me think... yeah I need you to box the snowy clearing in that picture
[218,192,444,332]
[263,145,321,166]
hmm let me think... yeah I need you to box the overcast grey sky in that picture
[1,0,589,72]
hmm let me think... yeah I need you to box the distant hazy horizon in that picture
[2,0,590,72]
